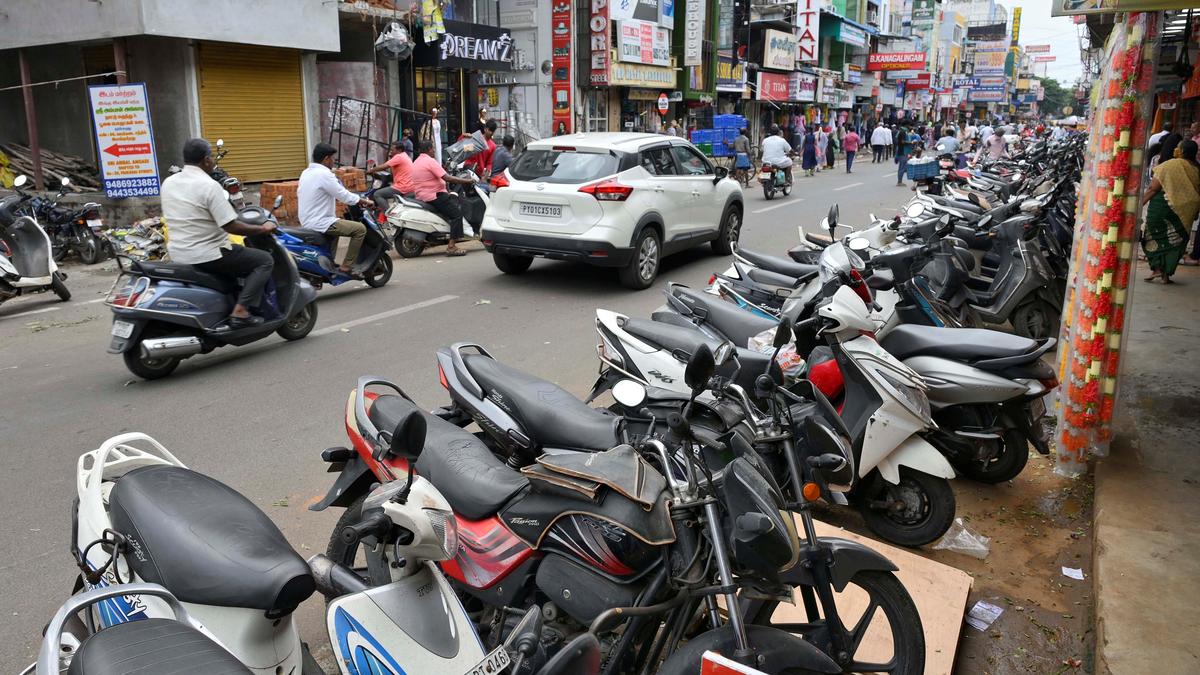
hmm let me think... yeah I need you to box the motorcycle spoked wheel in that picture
[77,233,101,265]
[744,570,926,675]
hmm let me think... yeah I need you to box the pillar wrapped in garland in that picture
[1054,12,1159,477]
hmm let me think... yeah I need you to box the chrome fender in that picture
[874,435,956,484]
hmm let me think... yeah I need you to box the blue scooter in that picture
[275,196,393,290]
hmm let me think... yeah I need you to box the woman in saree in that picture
[801,130,818,176]
[1143,140,1200,284]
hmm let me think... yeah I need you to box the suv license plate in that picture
[519,203,562,218]
[467,646,511,675]
[112,321,134,338]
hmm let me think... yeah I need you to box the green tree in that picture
[1038,77,1072,117]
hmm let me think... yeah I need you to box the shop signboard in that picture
[912,0,935,30]
[1034,55,1057,62]
[830,88,855,109]
[843,64,862,84]
[966,22,1007,41]
[590,0,610,85]
[88,83,160,199]
[683,0,705,66]
[716,50,747,92]
[867,51,927,71]
[789,71,817,102]
[795,0,820,64]
[659,0,675,28]
[837,22,867,48]
[1018,93,1038,104]
[617,19,670,66]
[762,29,797,71]
[969,87,1006,102]
[1051,0,1197,16]
[978,76,1007,88]
[881,85,897,105]
[952,76,979,88]
[416,20,513,70]
[757,72,789,102]
[1010,7,1021,46]
[1025,44,1052,53]
[905,73,931,90]
[552,0,573,132]
[974,48,1007,76]
[611,0,663,24]
[609,59,677,87]
[717,0,734,48]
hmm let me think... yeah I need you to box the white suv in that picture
[481,133,744,289]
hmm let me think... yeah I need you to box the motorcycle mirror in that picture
[272,195,284,210]
[216,138,224,148]
[13,175,27,188]
[60,176,71,187]
[684,344,716,396]
[612,380,647,408]
[772,322,792,348]
[826,204,839,232]
[387,409,427,461]
[905,202,924,219]
[848,237,871,253]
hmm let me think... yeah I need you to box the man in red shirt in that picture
[465,120,498,178]
[410,139,478,256]
[842,127,860,174]
[372,142,415,212]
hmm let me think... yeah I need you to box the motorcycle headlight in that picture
[423,508,459,561]
[877,370,931,421]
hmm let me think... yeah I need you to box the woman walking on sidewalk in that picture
[1142,140,1200,284]
[801,129,819,177]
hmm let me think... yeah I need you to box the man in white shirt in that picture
[298,143,366,277]
[978,122,995,144]
[870,123,889,163]
[161,138,277,328]
[761,125,793,186]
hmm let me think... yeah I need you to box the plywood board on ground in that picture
[766,518,973,674]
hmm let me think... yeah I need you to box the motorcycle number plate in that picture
[466,646,511,675]
[111,320,134,338]
[518,202,561,219]
[86,219,103,230]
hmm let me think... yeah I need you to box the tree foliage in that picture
[1038,77,1073,116]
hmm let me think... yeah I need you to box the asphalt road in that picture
[0,159,914,666]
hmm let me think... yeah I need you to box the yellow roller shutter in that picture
[198,43,307,182]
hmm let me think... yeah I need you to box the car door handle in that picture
[654,186,665,192]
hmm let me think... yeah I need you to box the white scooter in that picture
[63,425,511,675]
[1,175,71,308]
[391,132,492,258]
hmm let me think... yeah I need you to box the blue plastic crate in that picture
[721,127,738,141]
[711,143,731,157]
[906,159,940,181]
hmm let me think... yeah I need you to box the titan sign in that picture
[795,0,820,64]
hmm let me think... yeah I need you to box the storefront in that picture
[715,51,747,115]
[607,59,679,132]
[586,0,677,133]
[411,19,513,143]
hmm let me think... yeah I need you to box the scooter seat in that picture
[108,466,314,614]
[882,324,1039,362]
[668,285,777,348]
[277,226,331,248]
[623,317,726,362]
[131,261,238,294]
[369,395,528,520]
[462,354,621,451]
[398,196,439,213]
[736,248,820,280]
[68,618,252,675]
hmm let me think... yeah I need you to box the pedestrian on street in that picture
[372,141,415,212]
[800,129,818,176]
[419,107,443,164]
[843,127,860,174]
[825,126,839,170]
[490,135,515,181]
[401,128,415,159]
[465,119,498,178]
[895,126,918,186]
[814,126,828,172]
[410,139,478,256]
[936,128,960,153]
[886,125,896,160]
[974,131,1008,163]
[870,123,888,163]
[1141,140,1200,284]
[731,127,753,183]
[299,143,368,278]
[161,138,276,328]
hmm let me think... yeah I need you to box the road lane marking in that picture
[313,294,459,336]
[83,298,107,304]
[753,198,804,214]
[5,306,61,319]
[834,182,863,191]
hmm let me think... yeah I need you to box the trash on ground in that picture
[965,600,1004,631]
[747,328,806,381]
[933,517,991,559]
[106,217,167,261]
[1061,566,1086,580]
[474,299,492,305]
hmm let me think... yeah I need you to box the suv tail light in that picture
[579,179,633,202]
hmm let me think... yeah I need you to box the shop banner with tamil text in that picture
[88,83,160,199]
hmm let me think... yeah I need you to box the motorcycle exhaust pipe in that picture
[140,336,203,359]
[307,554,369,598]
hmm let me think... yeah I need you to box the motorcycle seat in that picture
[131,261,239,294]
[462,354,622,451]
[398,196,440,212]
[866,267,894,290]
[623,317,726,362]
[68,618,251,675]
[277,226,331,248]
[369,395,528,520]
[736,248,820,280]
[882,324,1040,363]
[108,466,314,614]
[668,285,777,347]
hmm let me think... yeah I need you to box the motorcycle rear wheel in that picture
[123,347,180,380]
[763,184,775,200]
[396,233,425,259]
[859,468,955,547]
[277,301,318,340]
[953,430,1029,484]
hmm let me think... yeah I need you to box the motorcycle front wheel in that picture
[396,233,425,259]
[364,255,393,288]
[77,232,100,265]
[51,272,71,301]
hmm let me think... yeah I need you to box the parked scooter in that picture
[391,131,490,258]
[0,175,71,308]
[56,430,511,675]
[275,199,394,289]
[105,198,318,379]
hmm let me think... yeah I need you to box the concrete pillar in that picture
[17,49,43,191]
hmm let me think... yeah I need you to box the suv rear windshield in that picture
[509,149,620,184]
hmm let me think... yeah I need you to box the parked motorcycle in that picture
[105,198,318,379]
[391,131,490,258]
[276,199,394,289]
[0,175,71,308]
[16,176,108,264]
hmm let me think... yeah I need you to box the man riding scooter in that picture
[372,141,415,213]
[410,139,478,257]
[161,138,277,328]
[298,143,367,278]
[761,125,793,188]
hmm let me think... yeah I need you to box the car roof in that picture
[526,132,682,152]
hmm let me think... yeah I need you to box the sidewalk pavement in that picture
[1094,263,1200,674]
